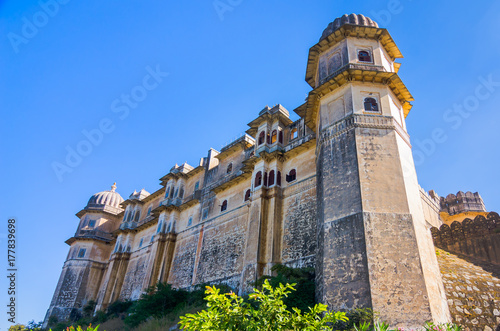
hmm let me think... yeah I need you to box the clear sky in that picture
[1,0,500,327]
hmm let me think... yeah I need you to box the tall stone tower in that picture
[43,184,124,326]
[299,14,451,327]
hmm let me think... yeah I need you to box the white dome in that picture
[87,183,124,209]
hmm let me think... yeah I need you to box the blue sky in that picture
[1,0,499,327]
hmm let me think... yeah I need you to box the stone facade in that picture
[44,13,498,329]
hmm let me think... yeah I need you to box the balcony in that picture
[74,228,113,242]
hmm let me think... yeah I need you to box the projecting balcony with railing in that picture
[74,227,113,241]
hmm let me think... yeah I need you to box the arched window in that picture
[358,50,372,62]
[364,97,379,112]
[78,248,86,258]
[165,186,170,198]
[157,220,162,233]
[277,171,282,186]
[263,172,268,187]
[167,222,171,233]
[123,211,128,222]
[255,171,262,187]
[170,186,175,198]
[227,163,233,174]
[179,186,184,199]
[138,238,144,248]
[258,131,265,145]
[267,132,271,144]
[173,188,178,198]
[221,200,228,212]
[88,219,96,228]
[134,210,140,222]
[127,210,134,222]
[187,217,193,227]
[268,170,275,186]
[278,131,283,144]
[271,130,277,143]
[291,128,298,140]
[286,169,297,182]
[244,189,251,201]
[147,206,152,216]
[194,181,200,191]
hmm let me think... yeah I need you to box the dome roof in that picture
[320,14,379,41]
[87,183,124,209]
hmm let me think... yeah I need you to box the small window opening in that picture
[364,97,379,112]
[78,248,86,258]
[277,171,282,186]
[258,131,265,145]
[271,130,277,144]
[278,131,283,144]
[227,163,233,174]
[286,169,297,183]
[134,211,140,222]
[221,200,228,212]
[188,217,193,227]
[358,50,372,62]
[255,171,262,187]
[244,189,251,201]
[291,128,298,140]
[88,220,96,228]
[268,170,275,186]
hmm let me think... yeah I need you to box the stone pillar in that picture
[316,114,450,327]
[239,187,266,294]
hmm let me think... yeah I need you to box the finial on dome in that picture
[111,182,117,192]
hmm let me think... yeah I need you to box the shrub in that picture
[178,280,348,330]
[124,282,190,327]
[254,264,316,312]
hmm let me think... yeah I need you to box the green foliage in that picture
[51,326,100,331]
[424,322,463,331]
[8,324,26,331]
[26,320,42,331]
[178,279,348,330]
[82,301,96,318]
[255,264,315,312]
[124,282,191,327]
[333,308,375,331]
[105,300,133,318]
[47,315,59,327]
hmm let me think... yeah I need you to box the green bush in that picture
[254,264,316,312]
[179,280,348,330]
[124,282,191,327]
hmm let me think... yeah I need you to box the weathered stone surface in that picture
[437,248,500,331]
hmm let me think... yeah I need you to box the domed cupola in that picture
[86,183,124,209]
[320,13,378,41]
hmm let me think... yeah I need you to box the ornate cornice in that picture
[305,24,403,88]
[302,65,413,131]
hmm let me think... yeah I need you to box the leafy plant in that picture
[424,322,463,331]
[178,279,348,330]
[255,264,316,313]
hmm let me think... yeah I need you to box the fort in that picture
[45,14,500,329]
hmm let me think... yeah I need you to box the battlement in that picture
[440,191,486,215]
[431,212,500,265]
